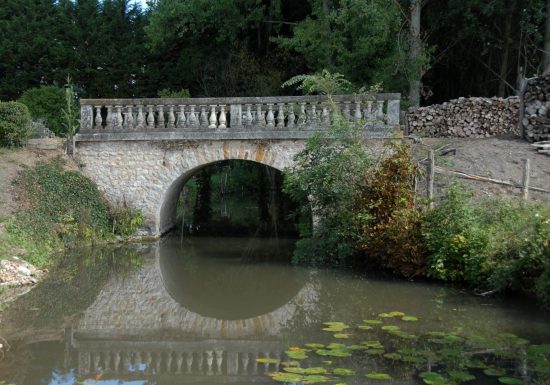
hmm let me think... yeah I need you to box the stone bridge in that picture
[75,94,400,235]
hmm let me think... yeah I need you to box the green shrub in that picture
[111,202,144,236]
[18,86,66,135]
[423,184,488,282]
[0,101,33,147]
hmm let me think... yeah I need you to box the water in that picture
[0,236,548,385]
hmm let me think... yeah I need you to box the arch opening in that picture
[158,159,311,238]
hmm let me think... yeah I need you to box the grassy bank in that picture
[0,156,143,267]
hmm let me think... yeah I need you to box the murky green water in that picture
[0,236,548,385]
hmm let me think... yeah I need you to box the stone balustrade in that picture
[79,94,400,138]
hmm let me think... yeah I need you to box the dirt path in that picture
[414,137,550,201]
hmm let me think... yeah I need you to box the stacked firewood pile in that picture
[407,97,520,138]
[523,75,550,142]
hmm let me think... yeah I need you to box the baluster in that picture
[200,106,208,127]
[176,105,186,129]
[113,351,121,372]
[241,352,249,374]
[103,352,111,371]
[365,101,374,122]
[376,101,385,121]
[156,105,165,130]
[209,105,218,129]
[245,104,253,126]
[266,104,275,128]
[276,104,285,128]
[155,352,161,374]
[309,104,318,128]
[287,103,295,128]
[145,352,152,374]
[321,104,330,126]
[122,352,130,373]
[115,106,124,129]
[219,105,227,129]
[255,104,265,127]
[105,106,113,130]
[197,352,204,374]
[342,102,351,121]
[274,352,281,371]
[186,352,193,373]
[135,352,142,369]
[297,103,306,127]
[354,101,362,121]
[175,352,183,374]
[124,106,134,130]
[167,106,175,129]
[206,350,214,375]
[92,352,100,372]
[262,352,271,372]
[189,105,197,127]
[252,353,258,374]
[146,105,155,129]
[215,350,223,374]
[94,106,102,129]
[136,105,145,130]
[166,352,173,373]
[79,352,91,376]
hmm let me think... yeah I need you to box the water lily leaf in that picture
[334,333,351,339]
[302,375,330,384]
[388,311,406,317]
[327,343,346,349]
[363,319,383,325]
[528,344,550,356]
[281,361,300,367]
[483,368,506,377]
[322,360,333,365]
[438,348,461,357]
[384,353,402,360]
[381,325,400,331]
[322,322,349,332]
[361,340,384,349]
[449,371,475,382]
[389,330,417,340]
[256,357,279,364]
[465,359,488,369]
[349,344,370,350]
[366,348,385,355]
[303,367,328,374]
[270,372,303,383]
[398,348,417,355]
[498,377,523,385]
[366,372,393,380]
[284,367,306,374]
[358,325,373,330]
[401,316,418,321]
[426,331,447,337]
[316,349,352,357]
[286,350,308,360]
[378,313,392,318]
[305,343,325,349]
[400,355,426,364]
[334,368,355,376]
[419,372,448,385]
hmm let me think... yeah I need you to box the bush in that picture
[18,86,66,135]
[0,101,33,146]
[111,202,144,236]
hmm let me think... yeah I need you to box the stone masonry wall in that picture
[407,96,520,138]
[75,139,304,235]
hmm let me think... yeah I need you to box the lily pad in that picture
[401,316,418,321]
[449,371,475,382]
[361,340,384,349]
[381,325,400,331]
[334,333,351,339]
[284,367,307,374]
[286,350,308,360]
[305,343,325,349]
[366,348,385,355]
[384,353,402,360]
[255,357,279,364]
[378,313,392,318]
[498,377,523,385]
[302,375,331,384]
[281,361,300,367]
[334,368,355,376]
[366,372,393,380]
[419,372,448,385]
[484,368,506,377]
[270,372,303,383]
[388,311,406,317]
[358,325,373,330]
[363,319,383,325]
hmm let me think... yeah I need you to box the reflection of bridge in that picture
[75,94,400,235]
[70,244,318,380]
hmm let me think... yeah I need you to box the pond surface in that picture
[0,236,548,385]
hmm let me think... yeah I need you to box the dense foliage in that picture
[0,101,33,147]
[0,0,546,103]
[18,87,65,135]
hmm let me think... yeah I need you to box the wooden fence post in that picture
[427,149,435,208]
[522,158,530,200]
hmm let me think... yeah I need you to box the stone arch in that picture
[154,140,302,235]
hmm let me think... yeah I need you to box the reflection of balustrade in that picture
[79,95,400,135]
[76,340,288,378]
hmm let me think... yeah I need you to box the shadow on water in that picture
[0,236,548,385]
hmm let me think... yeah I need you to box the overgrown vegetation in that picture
[0,101,33,147]
[18,86,65,135]
[0,157,143,266]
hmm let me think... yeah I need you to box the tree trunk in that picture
[498,0,517,97]
[409,0,422,107]
[544,0,550,73]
